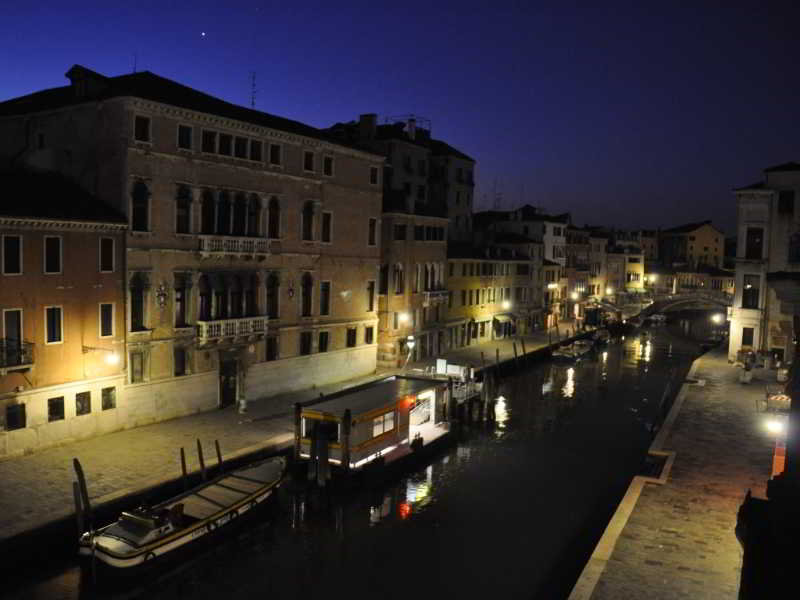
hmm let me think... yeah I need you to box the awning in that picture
[493,314,513,324]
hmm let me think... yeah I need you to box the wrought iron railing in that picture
[0,340,34,369]
[197,316,268,342]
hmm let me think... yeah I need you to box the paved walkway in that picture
[573,345,777,600]
[0,319,607,545]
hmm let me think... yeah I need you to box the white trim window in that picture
[99,237,115,273]
[99,302,114,338]
[372,411,395,438]
[2,234,22,275]
[45,305,63,344]
[43,235,62,274]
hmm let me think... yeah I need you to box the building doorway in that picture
[219,359,238,408]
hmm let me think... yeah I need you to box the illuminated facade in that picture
[0,65,383,428]
[0,172,126,456]
[660,220,724,268]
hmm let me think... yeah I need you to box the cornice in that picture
[0,216,127,232]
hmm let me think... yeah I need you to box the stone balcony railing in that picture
[197,316,268,343]
[423,289,449,306]
[198,235,270,259]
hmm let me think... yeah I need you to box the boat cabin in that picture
[296,376,449,471]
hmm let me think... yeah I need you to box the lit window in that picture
[372,411,395,438]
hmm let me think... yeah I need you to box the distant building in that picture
[659,220,724,268]
[729,161,800,363]
[0,171,127,456]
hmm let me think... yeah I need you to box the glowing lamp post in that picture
[403,335,415,371]
[502,300,511,310]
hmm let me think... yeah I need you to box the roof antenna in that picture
[132,52,137,74]
[250,71,257,109]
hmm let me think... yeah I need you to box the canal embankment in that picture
[567,343,776,600]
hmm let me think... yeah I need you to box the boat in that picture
[592,328,611,345]
[648,313,667,324]
[552,340,594,362]
[626,316,643,328]
[76,455,285,570]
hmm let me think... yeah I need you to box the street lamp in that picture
[502,300,511,310]
[605,286,613,295]
[711,313,723,324]
[399,312,410,324]
[82,346,119,365]
[570,291,579,301]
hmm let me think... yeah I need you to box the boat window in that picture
[372,411,395,438]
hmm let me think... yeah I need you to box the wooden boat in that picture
[552,340,594,362]
[592,328,611,345]
[76,456,285,570]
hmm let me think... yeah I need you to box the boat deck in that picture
[164,459,283,520]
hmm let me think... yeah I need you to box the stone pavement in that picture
[572,345,778,600]
[0,321,602,546]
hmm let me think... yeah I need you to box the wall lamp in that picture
[82,346,120,365]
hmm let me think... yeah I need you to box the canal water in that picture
[9,310,722,600]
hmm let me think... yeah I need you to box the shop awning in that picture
[493,314,513,323]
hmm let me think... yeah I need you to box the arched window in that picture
[266,272,280,319]
[131,181,149,232]
[247,194,260,237]
[268,196,280,239]
[233,193,247,236]
[230,275,243,318]
[301,272,313,317]
[217,191,231,235]
[201,189,215,234]
[393,263,404,295]
[413,264,421,293]
[175,186,192,234]
[302,201,314,241]
[424,264,431,291]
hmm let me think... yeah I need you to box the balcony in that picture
[199,235,270,260]
[0,340,34,375]
[197,316,268,344]
[423,289,449,306]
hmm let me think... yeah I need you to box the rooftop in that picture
[764,161,800,173]
[304,376,440,417]
[661,220,721,235]
[0,170,127,224]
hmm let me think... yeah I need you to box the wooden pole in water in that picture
[72,458,92,532]
[513,342,519,368]
[521,338,527,358]
[496,348,500,368]
[180,447,188,490]
[73,481,84,535]
[197,439,207,481]
[294,402,302,460]
[342,409,352,473]
[215,440,223,472]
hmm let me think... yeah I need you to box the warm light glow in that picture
[494,395,508,432]
[105,352,120,365]
[398,501,412,519]
[602,351,608,363]
[547,282,558,290]
[606,287,613,295]
[711,313,723,324]
[399,312,410,323]
[766,418,785,435]
[570,292,579,300]
[649,274,657,283]
[562,367,575,398]
[502,300,511,310]
[406,334,415,350]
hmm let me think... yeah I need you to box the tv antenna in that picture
[250,72,257,109]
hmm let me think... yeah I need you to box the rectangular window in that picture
[461,289,466,305]
[174,347,187,376]
[745,227,764,260]
[100,238,114,273]
[201,130,217,153]
[134,116,150,142]
[742,274,760,309]
[346,327,357,347]
[365,326,374,345]
[45,306,62,344]
[76,391,91,416]
[742,327,754,347]
[2,235,22,275]
[304,151,315,172]
[234,136,248,159]
[321,212,332,243]
[130,351,144,383]
[318,331,329,353]
[176,196,191,234]
[323,156,334,176]
[394,224,407,241]
[44,236,62,274]
[250,140,262,162]
[266,336,279,361]
[178,125,192,150]
[372,411,395,438]
[101,387,116,410]
[779,190,795,215]
[368,218,377,246]
[370,166,379,185]
[48,396,65,421]
[367,280,375,311]
[320,281,331,315]
[131,287,145,331]
[218,133,232,156]
[99,303,113,337]
[5,404,25,430]
[414,225,424,241]
[269,144,282,165]
[300,331,313,355]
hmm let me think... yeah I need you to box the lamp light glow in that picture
[606,286,613,295]
[502,300,511,310]
[399,312,410,323]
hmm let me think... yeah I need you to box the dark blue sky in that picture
[3,1,799,234]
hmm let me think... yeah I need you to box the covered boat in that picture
[77,456,285,569]
[552,340,594,362]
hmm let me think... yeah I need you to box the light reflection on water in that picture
[8,312,717,600]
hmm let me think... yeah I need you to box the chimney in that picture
[358,114,377,141]
[407,118,416,140]
[65,65,109,100]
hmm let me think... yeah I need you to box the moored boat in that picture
[76,455,285,570]
[592,328,610,345]
[552,340,594,362]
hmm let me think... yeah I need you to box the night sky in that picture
[3,2,800,234]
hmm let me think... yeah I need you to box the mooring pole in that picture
[73,481,84,535]
[294,402,302,460]
[215,439,223,472]
[180,447,188,490]
[342,409,352,473]
[521,338,527,358]
[197,439,207,481]
[513,342,519,368]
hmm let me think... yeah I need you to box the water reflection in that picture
[561,366,576,398]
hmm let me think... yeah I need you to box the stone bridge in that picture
[643,291,733,315]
